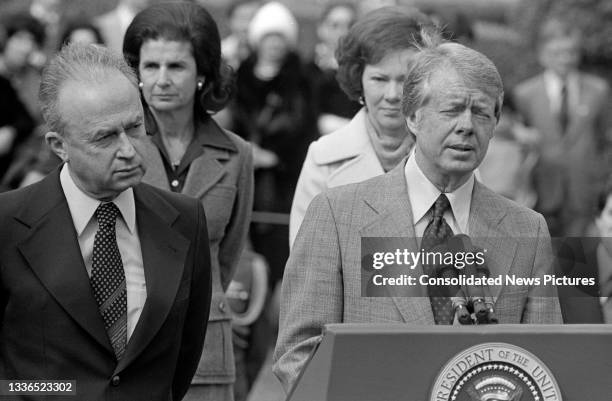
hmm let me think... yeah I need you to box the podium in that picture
[286,324,612,401]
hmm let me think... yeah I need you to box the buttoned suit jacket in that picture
[0,168,212,401]
[289,108,386,246]
[273,159,562,392]
[513,72,610,234]
[141,118,253,388]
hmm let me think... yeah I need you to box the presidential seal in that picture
[430,343,562,401]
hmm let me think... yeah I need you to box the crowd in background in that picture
[0,0,611,399]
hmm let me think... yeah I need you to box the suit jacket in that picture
[273,159,562,392]
[141,118,253,387]
[289,108,385,246]
[513,72,610,235]
[0,168,212,401]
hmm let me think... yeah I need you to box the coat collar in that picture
[313,108,385,187]
[312,108,371,164]
[142,117,236,198]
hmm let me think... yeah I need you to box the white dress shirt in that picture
[543,70,579,115]
[60,164,146,340]
[404,153,474,238]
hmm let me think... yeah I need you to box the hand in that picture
[252,143,279,169]
[0,126,17,156]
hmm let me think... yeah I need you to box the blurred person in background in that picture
[222,0,261,71]
[0,13,46,124]
[0,68,35,188]
[214,0,261,130]
[59,19,105,48]
[233,1,317,289]
[289,6,433,246]
[513,14,610,237]
[0,0,64,53]
[96,0,150,53]
[123,3,254,401]
[1,18,104,190]
[28,0,63,52]
[307,1,360,136]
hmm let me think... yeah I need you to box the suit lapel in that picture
[469,182,518,301]
[325,110,385,188]
[141,137,171,191]
[116,184,190,372]
[359,161,435,324]
[143,118,235,199]
[16,170,113,354]
[182,149,227,198]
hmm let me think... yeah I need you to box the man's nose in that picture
[456,110,474,135]
[117,132,137,158]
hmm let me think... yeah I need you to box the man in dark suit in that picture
[0,43,212,401]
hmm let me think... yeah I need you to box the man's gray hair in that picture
[39,43,139,133]
[401,29,504,120]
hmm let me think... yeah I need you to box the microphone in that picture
[448,234,497,324]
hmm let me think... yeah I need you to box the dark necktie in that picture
[421,194,455,324]
[90,202,127,360]
[559,82,569,134]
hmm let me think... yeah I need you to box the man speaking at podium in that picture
[274,30,562,392]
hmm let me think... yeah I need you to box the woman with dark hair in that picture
[289,6,433,246]
[123,3,254,400]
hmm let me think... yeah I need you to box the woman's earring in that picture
[138,82,143,89]
[358,96,365,106]
[197,81,203,91]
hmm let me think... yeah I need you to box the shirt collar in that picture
[404,151,474,232]
[543,70,579,97]
[60,164,137,235]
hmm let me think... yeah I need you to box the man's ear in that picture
[45,132,69,162]
[405,111,419,137]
